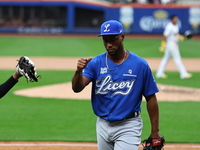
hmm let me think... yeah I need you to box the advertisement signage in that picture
[132,8,189,34]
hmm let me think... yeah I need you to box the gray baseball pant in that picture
[96,116,143,150]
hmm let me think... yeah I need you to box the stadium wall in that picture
[0,0,199,34]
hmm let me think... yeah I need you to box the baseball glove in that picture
[16,56,40,82]
[184,30,194,39]
[159,40,166,54]
[142,136,165,150]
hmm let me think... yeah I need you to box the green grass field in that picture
[0,36,200,143]
[0,36,200,57]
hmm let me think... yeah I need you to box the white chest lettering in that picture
[95,75,135,96]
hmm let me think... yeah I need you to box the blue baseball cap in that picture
[97,20,124,37]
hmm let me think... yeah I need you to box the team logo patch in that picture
[128,69,132,74]
[100,67,107,74]
[152,138,161,146]
[104,24,110,32]
[123,69,137,77]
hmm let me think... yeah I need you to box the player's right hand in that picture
[77,57,92,70]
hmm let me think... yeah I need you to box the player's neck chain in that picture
[106,50,127,71]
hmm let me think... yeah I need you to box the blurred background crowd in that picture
[0,0,199,34]
[98,0,198,4]
[100,0,176,4]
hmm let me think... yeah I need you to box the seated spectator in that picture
[148,0,161,3]
[126,0,138,3]
[161,0,176,4]
[137,0,147,4]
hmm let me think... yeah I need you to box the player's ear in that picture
[121,34,125,41]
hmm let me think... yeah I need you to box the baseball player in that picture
[72,20,162,150]
[0,56,38,99]
[156,15,192,79]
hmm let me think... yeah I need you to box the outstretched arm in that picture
[0,56,39,99]
[0,72,22,99]
[72,57,92,93]
[145,94,160,138]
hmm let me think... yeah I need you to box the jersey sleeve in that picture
[82,60,95,82]
[142,64,159,97]
[0,76,18,99]
[163,24,171,37]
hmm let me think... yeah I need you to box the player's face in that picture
[102,34,124,56]
[172,16,178,24]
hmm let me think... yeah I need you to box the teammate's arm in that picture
[0,72,22,99]
[72,57,92,93]
[145,93,160,138]
[163,35,167,41]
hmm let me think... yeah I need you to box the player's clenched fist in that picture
[77,57,92,70]
[72,57,92,93]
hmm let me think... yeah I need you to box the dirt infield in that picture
[1,56,199,101]
[1,56,200,71]
[13,82,200,101]
[0,142,200,150]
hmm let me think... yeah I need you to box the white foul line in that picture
[0,143,97,147]
[0,143,200,148]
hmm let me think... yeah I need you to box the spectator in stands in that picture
[126,0,138,2]
[147,0,176,4]
[104,0,138,3]
[137,0,147,3]
[161,0,176,4]
[148,0,161,3]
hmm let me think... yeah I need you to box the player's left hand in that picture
[150,131,160,139]
[142,136,165,150]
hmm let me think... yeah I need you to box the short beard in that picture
[107,43,122,56]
